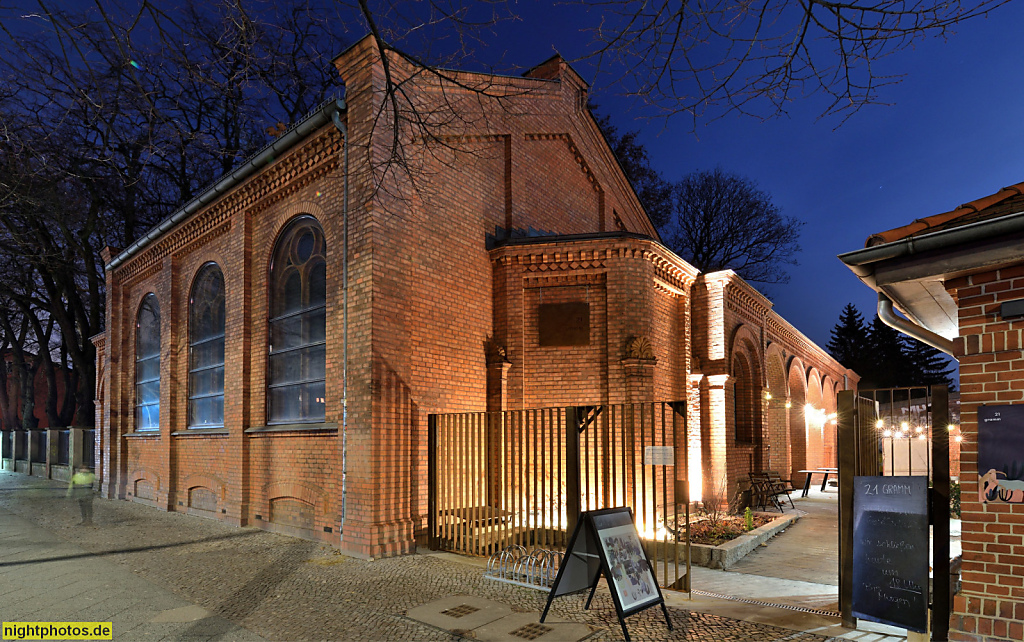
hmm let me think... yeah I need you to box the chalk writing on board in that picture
[852,476,928,633]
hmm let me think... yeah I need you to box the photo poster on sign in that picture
[852,476,929,633]
[977,405,1024,504]
[541,507,671,642]
[591,510,662,614]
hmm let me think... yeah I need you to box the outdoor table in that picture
[798,468,839,497]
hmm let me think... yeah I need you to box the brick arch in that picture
[181,473,226,501]
[822,376,838,467]
[728,325,762,374]
[764,343,789,472]
[787,357,808,485]
[262,481,329,517]
[806,368,824,470]
[263,203,329,276]
[128,468,160,503]
[730,325,763,469]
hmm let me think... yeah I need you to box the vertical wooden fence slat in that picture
[427,403,689,592]
[473,412,482,557]
[661,402,668,586]
[428,415,437,549]
[565,406,581,536]
[551,408,558,548]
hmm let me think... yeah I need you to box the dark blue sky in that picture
[19,1,1021,357]
[459,1,1024,353]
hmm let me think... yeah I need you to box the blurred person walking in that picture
[67,467,96,526]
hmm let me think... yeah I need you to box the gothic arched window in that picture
[135,294,160,431]
[189,264,225,428]
[268,216,326,424]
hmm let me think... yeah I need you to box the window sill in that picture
[245,422,338,434]
[172,428,229,437]
[126,431,161,439]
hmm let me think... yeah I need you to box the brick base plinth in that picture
[951,595,1024,641]
[340,518,417,559]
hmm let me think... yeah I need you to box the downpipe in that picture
[877,292,956,357]
[331,100,350,538]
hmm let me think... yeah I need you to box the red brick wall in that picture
[947,267,1024,641]
[96,37,855,560]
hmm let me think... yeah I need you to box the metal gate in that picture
[428,402,691,590]
[838,386,950,638]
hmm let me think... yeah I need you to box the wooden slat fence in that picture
[428,402,690,590]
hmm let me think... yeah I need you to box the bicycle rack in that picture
[485,545,563,590]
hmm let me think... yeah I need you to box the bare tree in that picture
[0,0,348,427]
[667,168,802,285]
[589,1,1011,126]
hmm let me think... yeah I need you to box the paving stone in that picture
[1,471,854,641]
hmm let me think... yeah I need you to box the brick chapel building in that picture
[91,36,854,559]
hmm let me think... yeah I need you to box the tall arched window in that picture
[189,264,225,428]
[135,294,160,431]
[268,216,326,424]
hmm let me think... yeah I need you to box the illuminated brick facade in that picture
[948,268,1024,641]
[88,37,853,559]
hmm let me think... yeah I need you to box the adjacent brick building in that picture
[88,37,853,559]
[841,184,1024,640]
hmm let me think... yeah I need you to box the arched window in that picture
[135,294,160,431]
[189,264,225,428]
[268,216,326,424]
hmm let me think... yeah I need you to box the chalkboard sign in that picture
[541,507,671,642]
[852,476,928,633]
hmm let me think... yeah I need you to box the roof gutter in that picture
[877,293,955,356]
[106,98,346,271]
[839,209,1024,288]
[838,211,1024,355]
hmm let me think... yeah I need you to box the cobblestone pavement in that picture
[0,471,844,641]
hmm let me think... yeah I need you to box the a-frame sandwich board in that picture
[540,507,672,642]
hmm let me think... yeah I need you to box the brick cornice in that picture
[114,128,340,282]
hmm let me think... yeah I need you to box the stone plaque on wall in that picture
[538,302,590,346]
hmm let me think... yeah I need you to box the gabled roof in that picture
[866,182,1024,246]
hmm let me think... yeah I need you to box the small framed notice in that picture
[540,507,671,642]
[643,446,674,466]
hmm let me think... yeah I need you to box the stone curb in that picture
[691,512,802,569]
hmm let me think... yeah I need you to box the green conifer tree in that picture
[827,303,870,376]
[903,336,955,390]
[866,316,912,389]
